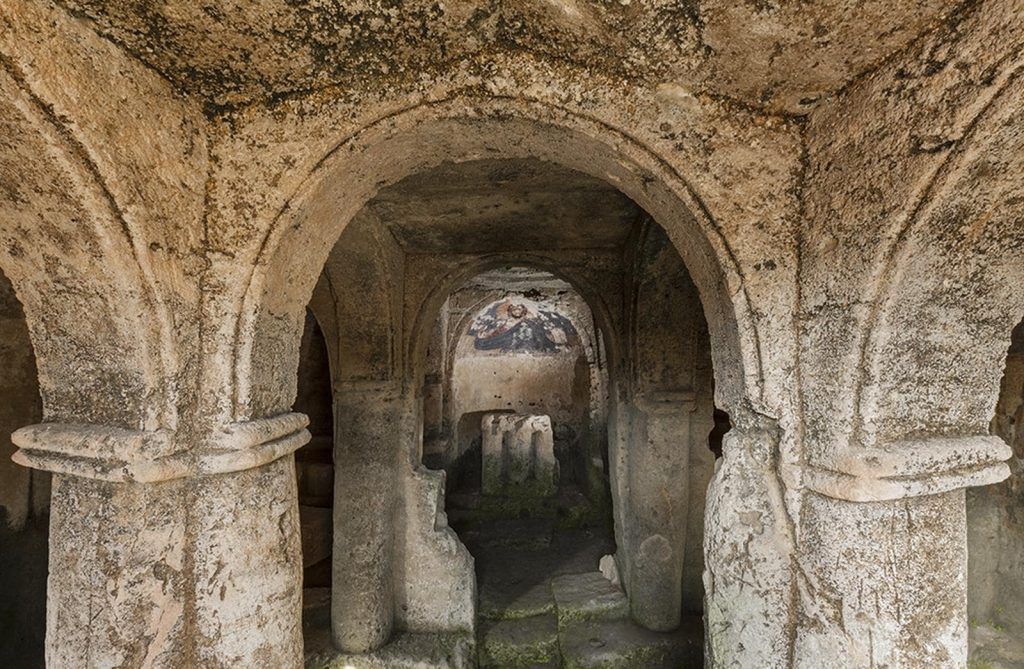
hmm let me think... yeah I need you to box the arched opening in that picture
[0,267,46,668]
[235,107,778,666]
[293,310,335,636]
[425,268,608,507]
[287,153,728,666]
[422,267,623,664]
[968,318,1024,666]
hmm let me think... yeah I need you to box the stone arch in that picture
[428,268,610,462]
[0,53,201,669]
[0,63,178,431]
[408,259,614,487]
[855,71,1024,450]
[234,98,763,427]
[791,57,1024,669]
[406,254,622,398]
[233,96,792,661]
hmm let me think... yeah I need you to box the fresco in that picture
[468,299,579,354]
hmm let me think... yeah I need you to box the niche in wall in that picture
[420,267,611,525]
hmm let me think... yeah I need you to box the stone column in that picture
[11,414,311,667]
[331,383,401,652]
[621,392,693,632]
[789,435,1012,668]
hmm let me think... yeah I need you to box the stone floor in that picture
[302,487,703,668]
[466,518,702,668]
[969,624,1024,669]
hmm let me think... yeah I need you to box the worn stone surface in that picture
[479,614,560,668]
[1,0,1022,667]
[551,573,629,628]
[482,414,558,499]
[559,616,703,669]
[968,322,1024,665]
[479,579,556,623]
[55,0,962,114]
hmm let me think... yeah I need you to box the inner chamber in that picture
[292,157,724,667]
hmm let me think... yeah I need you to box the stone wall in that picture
[1,1,1022,666]
[615,221,717,624]
[794,2,1024,665]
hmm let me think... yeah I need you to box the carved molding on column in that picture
[783,435,1012,502]
[200,412,311,475]
[11,412,311,483]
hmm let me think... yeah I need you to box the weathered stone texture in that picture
[0,0,1022,667]
[482,414,558,498]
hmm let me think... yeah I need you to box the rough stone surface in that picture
[968,322,1024,665]
[559,616,703,669]
[1,1,1022,667]
[479,615,560,668]
[482,414,558,499]
[551,573,629,628]
[479,579,556,623]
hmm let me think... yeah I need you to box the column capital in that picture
[11,412,310,483]
[784,435,1012,502]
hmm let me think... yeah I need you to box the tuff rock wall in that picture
[0,0,1021,667]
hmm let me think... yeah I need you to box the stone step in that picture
[305,629,475,669]
[479,614,561,668]
[558,616,703,669]
[551,572,629,629]
[479,577,555,621]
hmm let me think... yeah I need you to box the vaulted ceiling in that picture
[367,158,641,255]
[57,0,966,114]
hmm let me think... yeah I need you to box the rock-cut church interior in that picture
[1,1,1023,667]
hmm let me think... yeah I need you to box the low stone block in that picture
[559,616,703,669]
[479,614,560,668]
[305,631,475,669]
[551,572,629,628]
[479,578,555,621]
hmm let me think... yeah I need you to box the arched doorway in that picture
[421,267,624,665]
[234,107,787,666]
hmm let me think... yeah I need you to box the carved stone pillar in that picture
[331,383,401,652]
[11,413,311,667]
[615,392,694,632]
[788,436,1012,668]
[703,419,793,669]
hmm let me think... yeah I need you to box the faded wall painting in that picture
[468,299,580,355]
